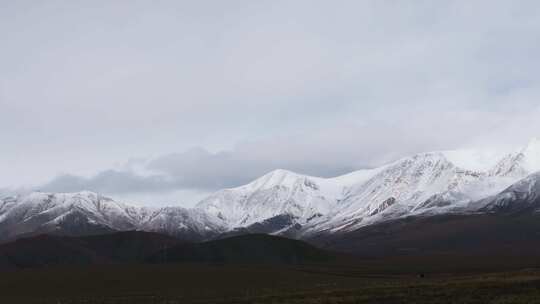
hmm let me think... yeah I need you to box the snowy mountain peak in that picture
[243,169,310,191]
[521,137,540,172]
[489,138,540,177]
[335,152,460,214]
[389,151,463,174]
[523,137,540,153]
[196,168,339,229]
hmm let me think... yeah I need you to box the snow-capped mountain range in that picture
[0,192,226,242]
[2,138,540,242]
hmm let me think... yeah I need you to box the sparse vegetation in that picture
[2,263,540,303]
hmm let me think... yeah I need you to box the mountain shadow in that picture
[0,232,339,270]
[147,233,338,265]
[0,231,181,270]
[315,212,540,259]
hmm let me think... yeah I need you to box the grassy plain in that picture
[2,259,540,304]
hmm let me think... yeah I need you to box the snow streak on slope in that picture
[139,206,226,239]
[487,138,540,177]
[479,171,540,213]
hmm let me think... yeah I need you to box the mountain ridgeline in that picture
[2,138,540,250]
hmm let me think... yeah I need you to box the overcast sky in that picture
[2,1,540,206]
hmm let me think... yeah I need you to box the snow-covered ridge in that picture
[2,138,540,241]
[195,167,384,229]
[479,171,540,213]
[196,138,540,234]
[0,191,226,242]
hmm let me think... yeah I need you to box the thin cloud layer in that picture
[41,105,540,200]
[2,1,540,205]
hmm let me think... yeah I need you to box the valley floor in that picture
[2,261,540,304]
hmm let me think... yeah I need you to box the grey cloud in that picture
[41,170,173,194]
[146,147,359,189]
[41,146,358,194]
[2,1,540,202]
[41,103,540,196]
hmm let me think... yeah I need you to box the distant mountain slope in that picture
[196,169,353,230]
[147,233,337,265]
[138,206,227,241]
[314,212,540,258]
[313,172,540,256]
[1,138,540,243]
[304,152,484,234]
[480,172,540,213]
[0,192,140,242]
[0,192,226,243]
[0,231,181,270]
[198,138,540,236]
